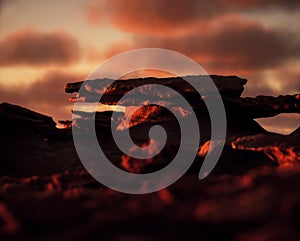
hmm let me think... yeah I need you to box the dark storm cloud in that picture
[0,29,81,67]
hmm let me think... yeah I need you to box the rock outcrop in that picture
[64,75,299,173]
[224,94,300,119]
[66,76,299,135]
[0,102,79,177]
[231,132,300,166]
[0,74,299,241]
[0,102,57,130]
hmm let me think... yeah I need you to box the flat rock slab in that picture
[65,75,247,105]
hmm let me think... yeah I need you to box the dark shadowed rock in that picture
[224,94,300,119]
[66,76,299,140]
[231,131,300,166]
[290,127,300,136]
[0,103,79,177]
[65,75,300,174]
[0,102,56,130]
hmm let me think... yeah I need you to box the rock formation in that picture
[0,75,299,241]
[64,75,299,172]
[66,76,299,134]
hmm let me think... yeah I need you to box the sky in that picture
[0,0,299,134]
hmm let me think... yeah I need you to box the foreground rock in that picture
[1,166,300,241]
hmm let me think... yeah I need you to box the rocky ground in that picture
[0,75,299,241]
[1,165,300,241]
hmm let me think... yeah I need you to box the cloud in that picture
[0,0,17,6]
[0,28,81,66]
[223,0,300,10]
[0,70,85,122]
[86,0,225,35]
[101,16,300,73]
[85,0,300,36]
